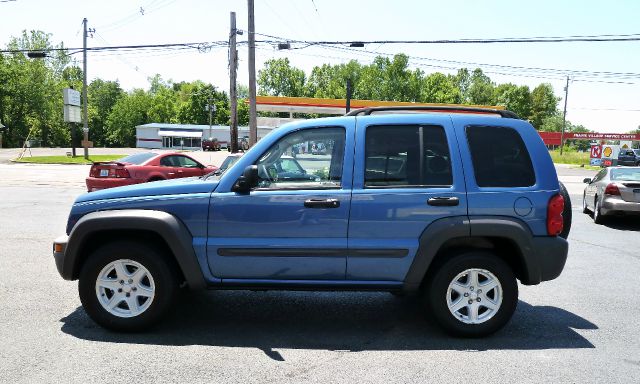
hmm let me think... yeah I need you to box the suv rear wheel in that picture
[78,241,178,331]
[426,251,518,337]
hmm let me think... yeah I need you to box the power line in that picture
[0,41,229,55]
[253,32,640,45]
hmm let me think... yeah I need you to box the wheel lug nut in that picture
[464,293,469,297]
[117,288,122,293]
[120,280,124,285]
[132,287,137,291]
[477,289,482,294]
[128,279,133,284]
[126,293,130,297]
[470,287,474,291]
[477,298,481,302]
[468,300,473,304]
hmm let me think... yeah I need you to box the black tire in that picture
[425,251,518,337]
[558,181,572,239]
[593,196,605,225]
[78,241,179,331]
[582,192,590,214]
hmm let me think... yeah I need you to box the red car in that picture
[86,152,217,192]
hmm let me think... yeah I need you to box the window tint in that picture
[160,156,175,167]
[466,125,535,187]
[174,155,199,168]
[219,155,241,173]
[365,125,452,187]
[255,127,345,189]
[611,168,640,181]
[593,169,607,182]
[118,152,157,165]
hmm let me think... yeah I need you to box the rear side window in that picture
[466,125,535,187]
[365,125,452,188]
[118,152,157,165]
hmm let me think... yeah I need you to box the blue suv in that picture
[53,107,570,337]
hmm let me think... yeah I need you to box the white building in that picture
[135,123,273,150]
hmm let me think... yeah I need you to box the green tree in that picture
[494,83,531,118]
[452,69,471,103]
[257,58,306,97]
[530,83,559,129]
[421,73,461,103]
[467,68,495,105]
[88,79,123,147]
[175,81,229,125]
[105,89,152,146]
[1,30,71,147]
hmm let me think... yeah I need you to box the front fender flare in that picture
[63,209,206,290]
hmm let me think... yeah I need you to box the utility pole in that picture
[207,96,213,141]
[229,12,239,153]
[560,75,570,155]
[82,18,90,159]
[346,79,352,113]
[247,0,257,147]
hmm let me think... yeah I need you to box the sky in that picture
[1,0,639,133]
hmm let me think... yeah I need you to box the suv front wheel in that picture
[426,251,518,337]
[78,241,178,331]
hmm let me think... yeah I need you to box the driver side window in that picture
[255,127,345,189]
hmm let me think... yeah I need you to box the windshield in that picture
[219,155,241,173]
[203,155,242,180]
[117,152,157,165]
[611,168,640,181]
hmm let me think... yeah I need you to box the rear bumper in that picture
[531,236,568,282]
[602,196,640,215]
[85,177,138,192]
[53,235,70,279]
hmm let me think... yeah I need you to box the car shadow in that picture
[601,216,640,231]
[60,291,596,359]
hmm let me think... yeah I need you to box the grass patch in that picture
[13,154,124,164]
[548,149,591,166]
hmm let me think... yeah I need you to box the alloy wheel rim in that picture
[95,259,155,318]
[446,268,503,325]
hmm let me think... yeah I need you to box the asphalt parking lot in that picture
[0,152,639,383]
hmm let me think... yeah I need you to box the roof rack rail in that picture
[345,106,520,119]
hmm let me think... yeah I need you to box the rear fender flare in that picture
[403,216,541,292]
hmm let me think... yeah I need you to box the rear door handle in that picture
[304,198,340,208]
[427,197,459,206]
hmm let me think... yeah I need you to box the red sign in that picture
[537,131,640,146]
[590,145,602,158]
[538,132,562,145]
[566,133,640,140]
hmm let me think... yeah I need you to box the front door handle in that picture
[427,197,459,206]
[304,198,340,208]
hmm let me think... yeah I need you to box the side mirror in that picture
[583,178,592,184]
[232,165,259,193]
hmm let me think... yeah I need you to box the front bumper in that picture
[53,235,69,279]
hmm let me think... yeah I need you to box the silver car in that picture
[582,166,640,223]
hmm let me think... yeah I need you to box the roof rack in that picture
[345,106,520,119]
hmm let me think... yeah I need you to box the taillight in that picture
[604,183,620,196]
[89,166,98,177]
[547,193,564,236]
[114,168,130,178]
